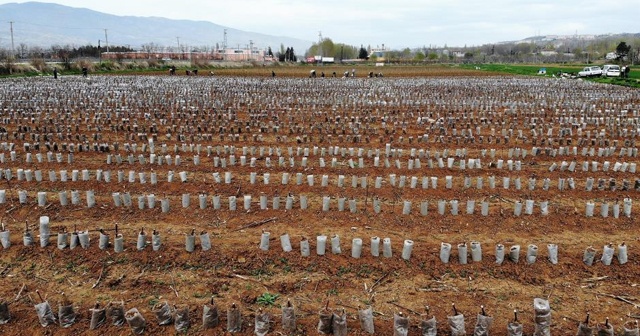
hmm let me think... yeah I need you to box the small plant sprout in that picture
[257,292,279,306]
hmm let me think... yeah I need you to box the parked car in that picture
[602,64,621,77]
[578,66,602,77]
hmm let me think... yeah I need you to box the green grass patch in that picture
[463,63,640,88]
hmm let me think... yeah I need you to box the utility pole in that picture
[249,40,253,61]
[223,29,227,49]
[98,39,101,62]
[318,31,323,65]
[104,29,109,52]
[9,21,15,58]
[176,36,180,59]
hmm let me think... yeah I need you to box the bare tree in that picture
[141,43,157,59]
[18,43,28,59]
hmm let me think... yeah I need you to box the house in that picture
[606,52,618,60]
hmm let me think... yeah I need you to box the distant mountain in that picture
[499,33,640,47]
[0,2,312,53]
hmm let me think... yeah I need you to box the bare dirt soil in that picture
[0,67,639,335]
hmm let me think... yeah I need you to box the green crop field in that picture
[461,63,640,88]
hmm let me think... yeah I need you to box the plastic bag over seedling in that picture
[507,310,523,336]
[358,306,374,334]
[174,305,190,332]
[473,306,493,336]
[227,303,242,333]
[394,312,409,336]
[254,308,270,336]
[58,293,76,328]
[282,299,296,332]
[448,304,466,336]
[317,301,333,334]
[89,302,106,330]
[107,301,125,326]
[0,298,11,324]
[332,308,348,336]
[202,297,219,329]
[152,300,174,326]
[125,308,146,335]
[533,298,551,336]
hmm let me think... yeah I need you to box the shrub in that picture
[147,59,159,68]
[73,60,94,72]
[30,58,47,71]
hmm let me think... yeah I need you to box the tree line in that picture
[305,38,368,61]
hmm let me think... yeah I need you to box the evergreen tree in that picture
[616,41,631,61]
[285,47,291,61]
[358,46,368,59]
[289,47,296,62]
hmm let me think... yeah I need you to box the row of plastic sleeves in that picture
[260,233,629,266]
[4,296,639,335]
[4,140,638,162]
[2,218,629,266]
[5,166,640,194]
[2,191,634,219]
[2,217,206,253]
[3,147,639,175]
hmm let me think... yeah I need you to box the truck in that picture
[578,66,603,77]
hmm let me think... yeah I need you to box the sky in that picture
[0,0,638,48]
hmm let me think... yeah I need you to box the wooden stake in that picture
[232,217,277,232]
[92,262,106,289]
[170,263,179,298]
[387,301,419,315]
[452,303,458,316]
[14,283,25,301]
[170,285,179,298]
[36,290,44,303]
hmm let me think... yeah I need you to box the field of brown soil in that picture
[0,69,639,335]
[142,64,492,78]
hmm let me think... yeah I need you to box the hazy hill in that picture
[0,2,312,52]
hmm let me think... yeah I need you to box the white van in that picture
[602,64,621,77]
